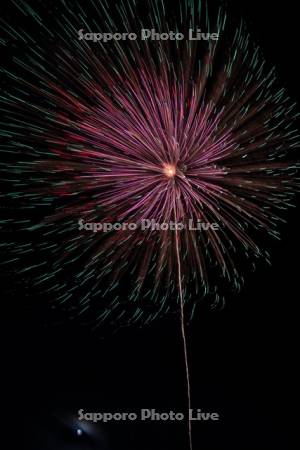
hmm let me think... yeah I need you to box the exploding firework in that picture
[0,0,299,329]
[1,2,299,449]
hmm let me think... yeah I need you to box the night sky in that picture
[1,0,299,449]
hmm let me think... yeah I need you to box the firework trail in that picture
[0,0,299,448]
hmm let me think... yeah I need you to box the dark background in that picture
[1,0,299,449]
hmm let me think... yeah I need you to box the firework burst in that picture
[0,0,299,328]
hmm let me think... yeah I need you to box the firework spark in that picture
[1,1,299,448]
[1,0,298,326]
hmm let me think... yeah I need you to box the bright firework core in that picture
[163,164,176,178]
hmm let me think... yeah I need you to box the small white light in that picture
[76,428,83,436]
